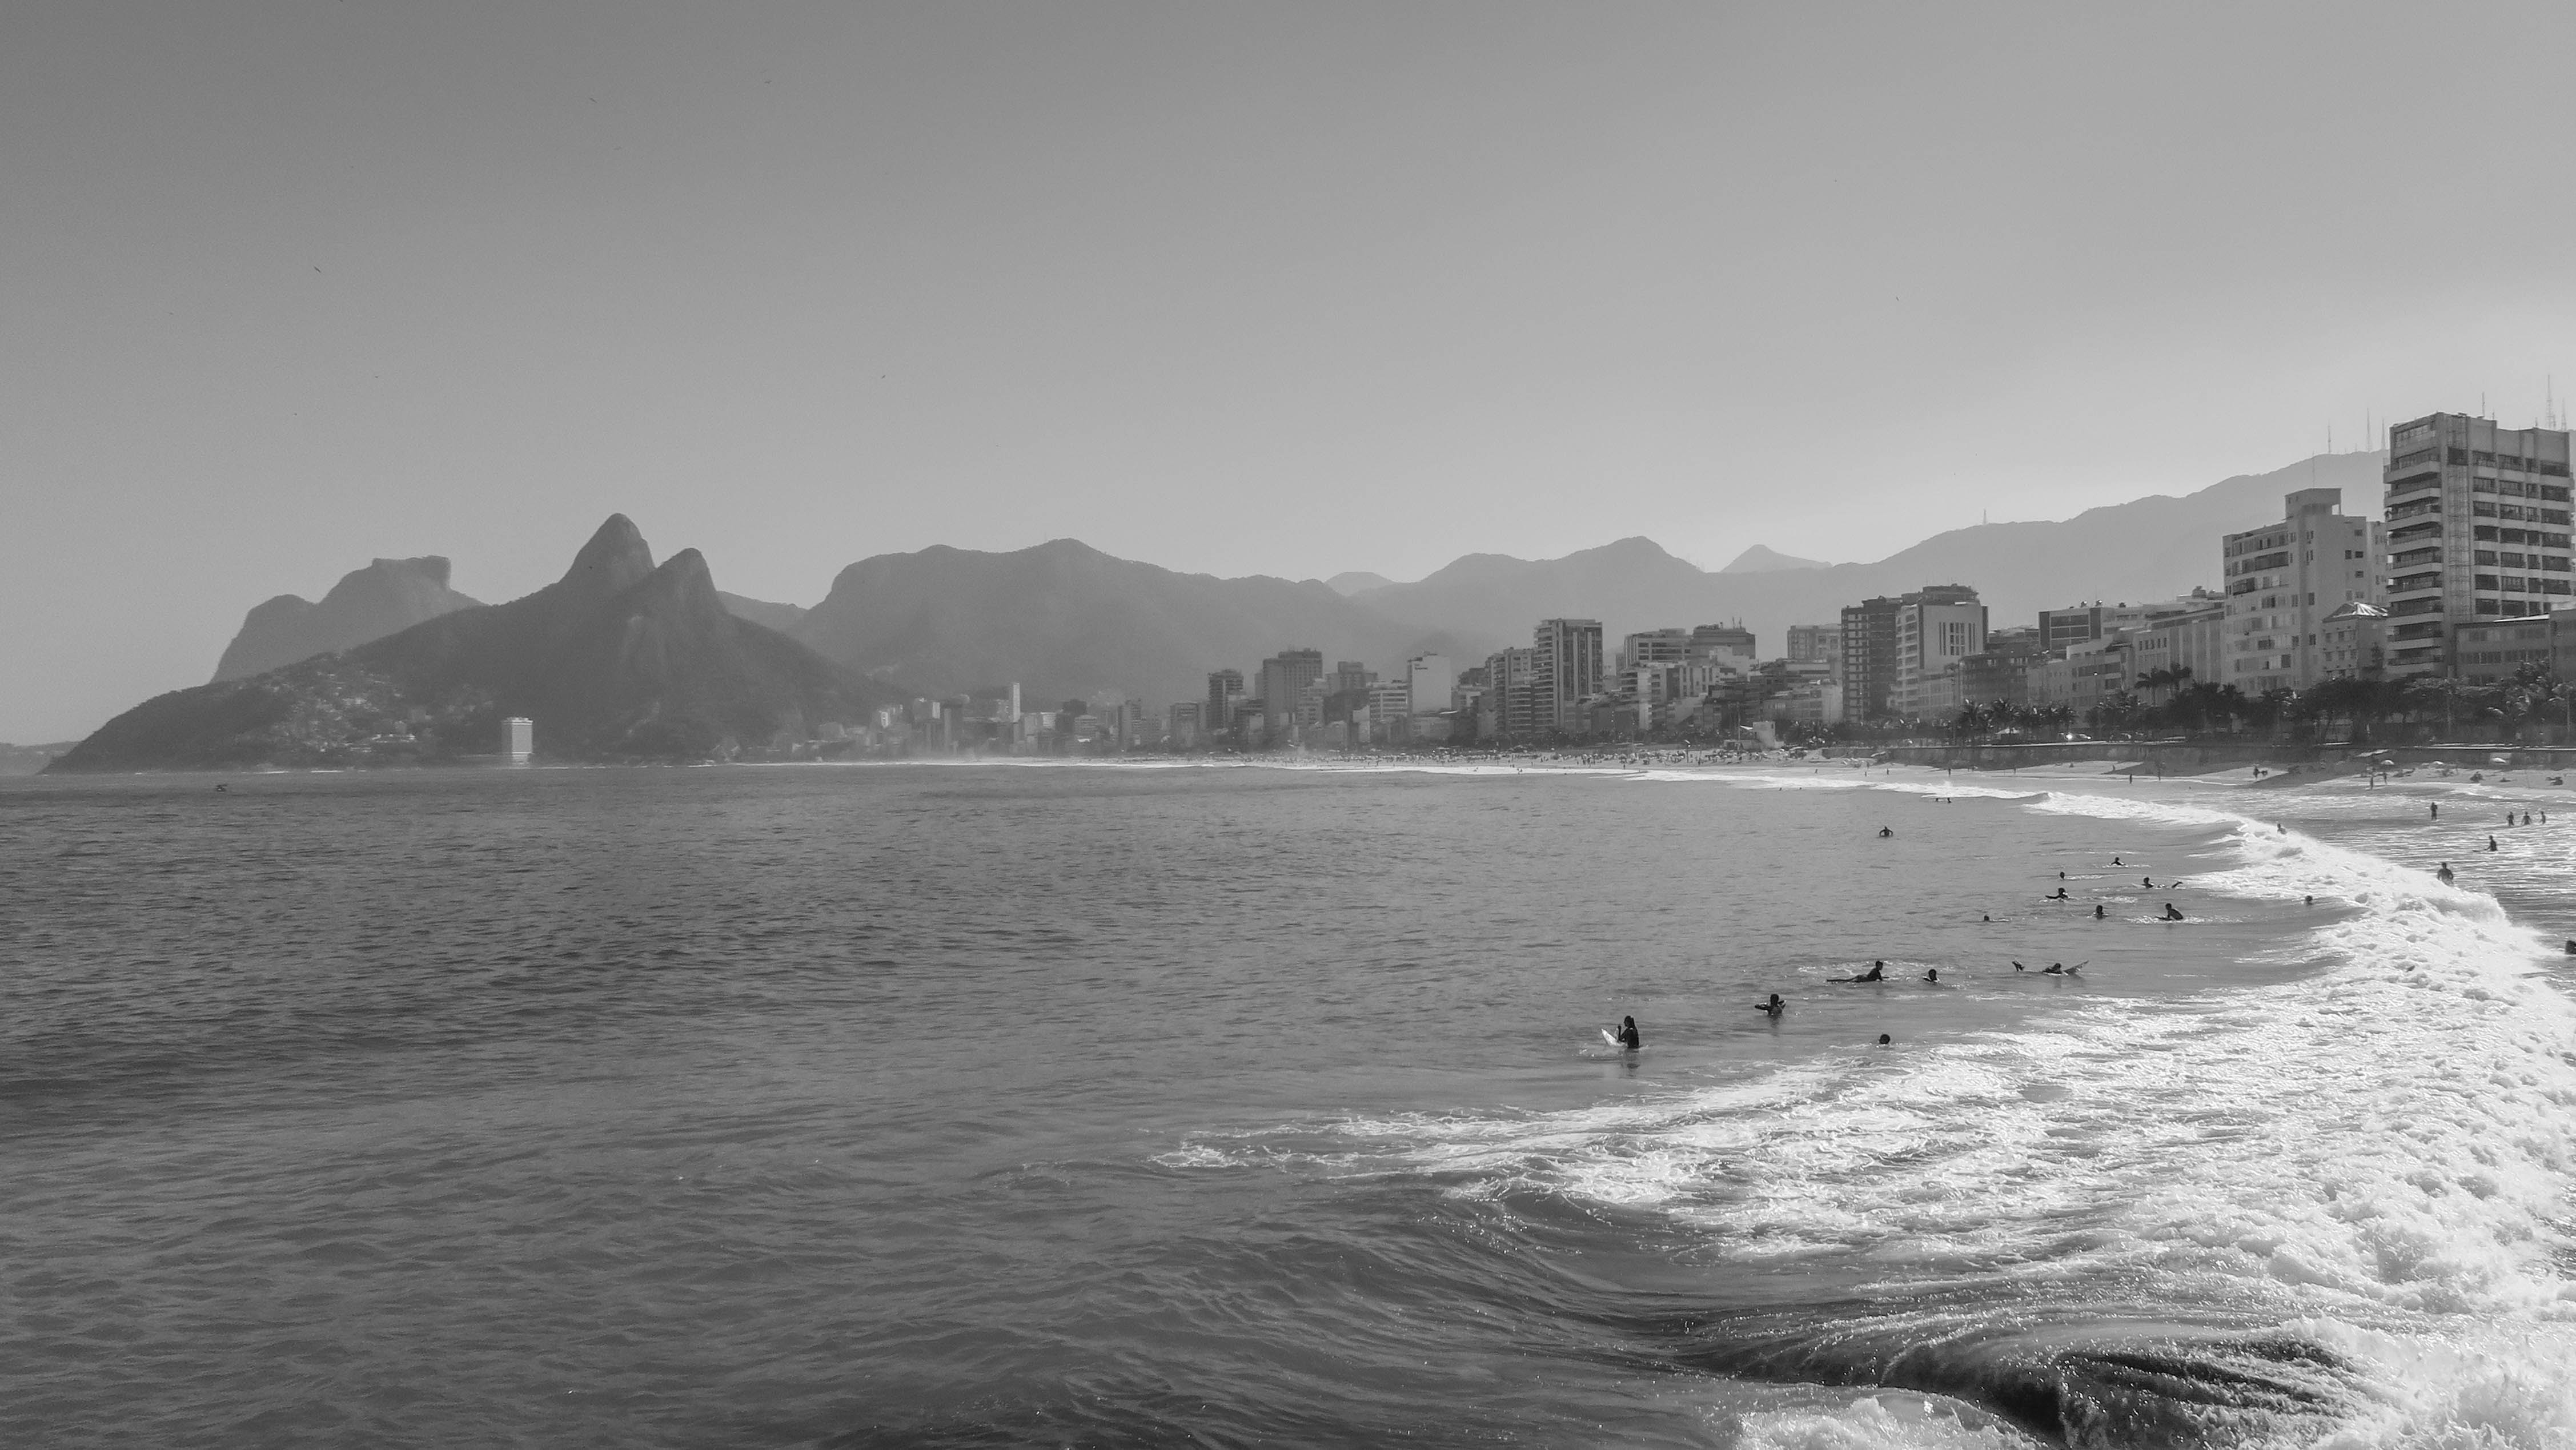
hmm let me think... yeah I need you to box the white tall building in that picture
[2221,488,2385,692]
[1890,587,1985,717]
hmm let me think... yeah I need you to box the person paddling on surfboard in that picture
[2045,887,2070,901]
[1831,961,1887,983]
[2161,902,2184,921]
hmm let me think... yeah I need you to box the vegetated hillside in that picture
[212,556,482,681]
[53,517,896,772]
[792,539,1467,710]
[0,742,75,776]
[1347,451,2388,658]
[716,592,808,632]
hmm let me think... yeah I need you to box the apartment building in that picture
[2221,489,2385,693]
[1838,596,1902,720]
[2382,413,2574,677]
[1891,585,1985,718]
[1531,618,1605,734]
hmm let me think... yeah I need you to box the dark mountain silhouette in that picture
[212,556,481,682]
[791,539,1464,710]
[1347,452,2387,658]
[0,741,75,776]
[1719,544,1833,573]
[53,517,895,772]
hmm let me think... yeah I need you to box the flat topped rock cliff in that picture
[212,556,482,682]
[56,517,896,771]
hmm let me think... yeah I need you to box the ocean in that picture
[3,760,2571,1448]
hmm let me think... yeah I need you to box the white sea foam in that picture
[1245,777,2576,1444]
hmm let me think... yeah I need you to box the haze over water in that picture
[4,761,2572,1447]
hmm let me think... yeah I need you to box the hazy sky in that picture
[11,1,2576,741]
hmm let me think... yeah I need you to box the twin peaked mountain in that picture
[50,517,895,771]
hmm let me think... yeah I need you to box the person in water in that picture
[2437,861,2455,881]
[1922,967,1940,983]
[1876,1034,1892,1046]
[1832,961,1887,983]
[2430,802,2439,820]
[2043,962,2082,975]
[2142,875,2154,888]
[1755,993,1785,1018]
[1616,1015,1640,1050]
[2161,902,2184,921]
[2013,960,2027,971]
[2046,887,2071,901]
[2093,903,2106,919]
[1877,826,1893,838]
[1981,912,1992,922]
[2488,836,2499,851]
[2112,855,2123,866]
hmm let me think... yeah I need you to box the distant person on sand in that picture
[1616,1016,1640,1050]
[1755,993,1785,1018]
[2161,903,2184,921]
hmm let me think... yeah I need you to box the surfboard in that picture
[1599,1028,1619,1046]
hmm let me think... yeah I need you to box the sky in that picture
[9,1,2576,741]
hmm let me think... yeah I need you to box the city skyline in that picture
[14,3,2576,741]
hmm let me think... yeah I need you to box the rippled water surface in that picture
[4,761,2572,1448]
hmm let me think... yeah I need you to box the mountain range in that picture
[52,517,895,771]
[70,449,2388,762]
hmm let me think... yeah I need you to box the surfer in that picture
[1877,826,1893,838]
[1981,912,1992,922]
[2430,802,2439,820]
[1831,961,1887,983]
[2043,962,2082,975]
[2488,836,2499,851]
[2013,960,2027,971]
[2161,903,2184,921]
[1616,1016,1640,1050]
[1922,967,1940,983]
[2436,861,2455,881]
[1755,993,1785,1018]
[2142,875,2154,888]
[2045,887,2070,901]
[2112,855,2123,866]
[2304,895,2314,906]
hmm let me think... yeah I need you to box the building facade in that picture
[1838,596,1902,721]
[1206,669,1244,730]
[1890,585,1985,718]
[2222,488,2386,693]
[2382,413,2574,677]
[1405,652,1455,717]
[1257,650,1323,735]
[1784,624,1837,666]
[1531,618,1605,734]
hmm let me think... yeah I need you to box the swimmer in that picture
[1615,1015,1641,1050]
[2430,803,2439,820]
[2161,903,2184,921]
[2488,836,2500,852]
[2012,961,2027,972]
[1878,826,1894,838]
[2112,855,2123,866]
[2436,861,2455,881]
[2142,875,2154,889]
[1754,993,1785,1018]
[1923,967,1940,983]
[2059,871,2067,880]
[2093,903,2105,919]
[1831,961,1888,983]
[2046,887,2071,901]
[1876,1034,1892,1046]
[1981,912,1991,922]
[2304,895,2314,906]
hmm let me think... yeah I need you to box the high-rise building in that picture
[2222,488,2387,691]
[1404,653,1455,716]
[1687,624,1756,669]
[1259,649,1325,734]
[1892,585,1986,717]
[504,716,533,762]
[1206,669,1244,729]
[1482,646,1542,739]
[1620,629,1691,671]
[1784,625,1836,666]
[1839,597,1902,720]
[1169,701,1203,747]
[2382,413,2574,677]
[1531,619,1604,734]
[1326,661,1375,697]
